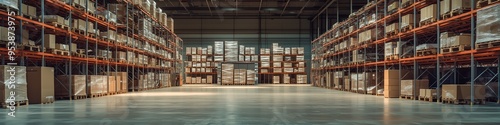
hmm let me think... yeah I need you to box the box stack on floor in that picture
[185,46,216,84]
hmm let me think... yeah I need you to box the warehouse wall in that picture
[176,18,311,83]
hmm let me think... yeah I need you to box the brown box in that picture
[167,17,174,32]
[88,75,106,95]
[388,1,399,12]
[384,85,400,98]
[448,34,471,46]
[424,89,437,98]
[451,0,472,11]
[54,75,87,97]
[385,23,399,34]
[26,67,54,104]
[344,76,351,90]
[420,4,437,22]
[21,4,37,17]
[442,84,485,100]
[56,43,69,51]
[108,76,117,93]
[44,34,56,49]
[419,89,426,98]
[401,14,418,28]
[440,0,451,15]
[42,15,65,24]
[207,76,213,84]
[384,70,413,79]
[400,79,429,96]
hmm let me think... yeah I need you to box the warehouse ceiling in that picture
[156,0,367,19]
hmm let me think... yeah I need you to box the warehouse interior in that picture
[1,0,500,124]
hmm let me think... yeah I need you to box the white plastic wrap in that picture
[222,64,234,84]
[224,41,238,61]
[1,66,28,102]
[1,0,18,9]
[95,10,117,23]
[273,55,283,61]
[416,44,438,51]
[476,4,500,43]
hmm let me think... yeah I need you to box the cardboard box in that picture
[451,0,472,11]
[388,1,399,12]
[88,75,106,95]
[440,0,451,15]
[448,34,471,47]
[167,17,174,32]
[207,76,213,84]
[42,15,65,24]
[344,76,351,90]
[273,68,282,73]
[273,76,280,84]
[56,43,69,51]
[420,4,437,22]
[108,76,117,93]
[384,86,400,98]
[26,67,54,104]
[400,79,429,96]
[401,14,418,29]
[44,34,56,49]
[442,84,485,100]
[55,75,87,97]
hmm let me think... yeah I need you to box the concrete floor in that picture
[1,84,500,125]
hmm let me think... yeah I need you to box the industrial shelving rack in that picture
[311,0,500,104]
[185,46,217,84]
[0,0,183,99]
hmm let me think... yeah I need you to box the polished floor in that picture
[1,84,500,125]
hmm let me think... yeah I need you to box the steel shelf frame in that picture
[0,0,184,99]
[311,0,500,104]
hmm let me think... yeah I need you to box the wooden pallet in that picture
[376,94,384,96]
[56,95,87,100]
[401,0,414,8]
[72,28,86,35]
[449,8,471,17]
[118,59,127,63]
[400,95,416,100]
[1,100,29,109]
[419,18,436,27]
[386,30,399,37]
[477,0,489,8]
[385,55,399,61]
[51,22,70,31]
[442,98,486,105]
[47,49,71,56]
[440,45,471,53]
[476,40,500,49]
[107,92,118,95]
[418,96,437,102]
[72,52,86,58]
[401,25,414,32]
[88,93,106,98]
[416,49,437,56]
[22,45,42,52]
[23,14,39,22]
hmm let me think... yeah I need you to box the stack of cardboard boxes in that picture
[384,70,413,98]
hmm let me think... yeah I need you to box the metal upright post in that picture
[413,1,418,99]
[375,0,379,94]
[498,55,500,104]
[436,0,442,103]
[470,0,476,106]
[41,0,45,66]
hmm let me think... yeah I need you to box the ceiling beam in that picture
[205,0,212,16]
[280,0,291,16]
[311,0,336,21]
[258,0,263,12]
[296,0,311,17]
[178,0,191,15]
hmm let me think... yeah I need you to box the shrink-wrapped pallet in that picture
[1,66,28,103]
[224,41,238,61]
[476,4,500,43]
